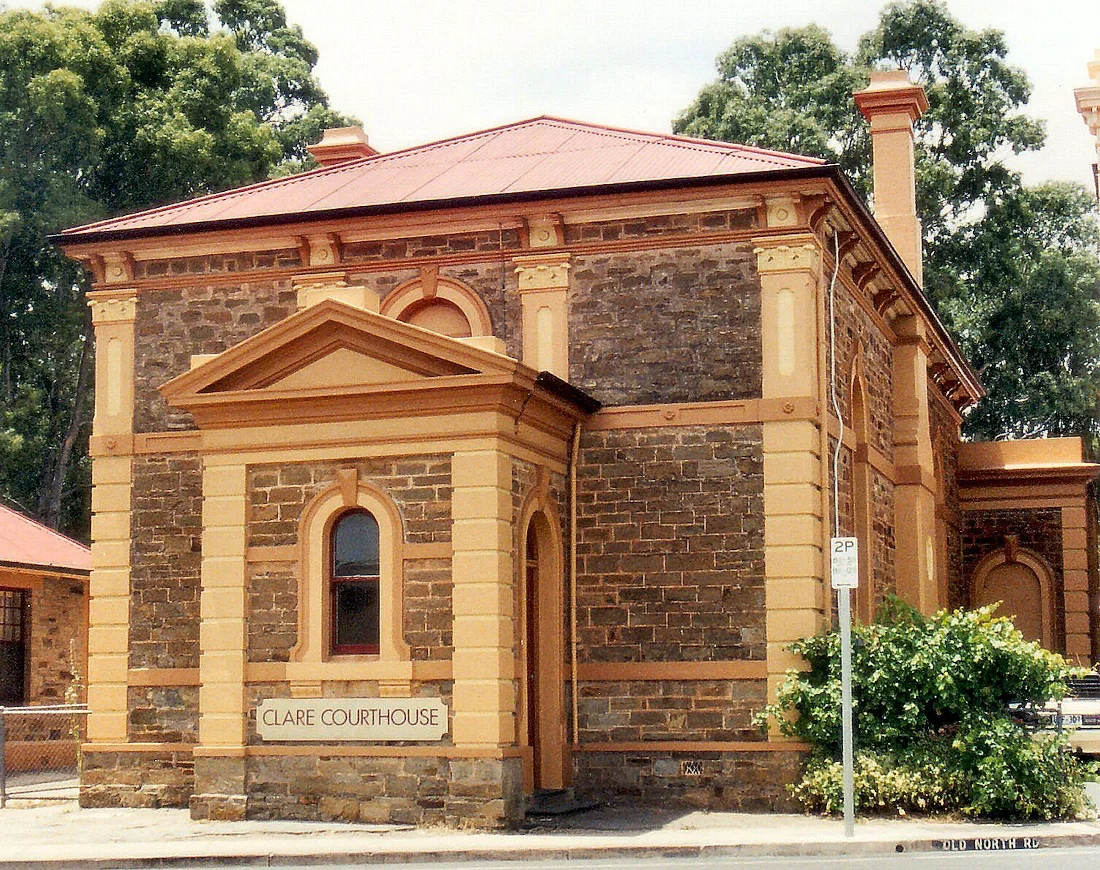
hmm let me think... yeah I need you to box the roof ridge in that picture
[58,115,826,241]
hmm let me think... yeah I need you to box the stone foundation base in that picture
[573,749,805,811]
[80,749,194,809]
[189,753,522,828]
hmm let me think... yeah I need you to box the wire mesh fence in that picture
[0,705,87,806]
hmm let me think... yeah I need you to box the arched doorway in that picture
[971,551,1053,647]
[522,509,567,792]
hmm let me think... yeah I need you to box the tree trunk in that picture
[38,298,94,530]
[0,234,11,403]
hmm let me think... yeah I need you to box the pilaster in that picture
[893,314,938,613]
[755,236,827,712]
[450,448,516,748]
[86,291,137,745]
[1061,504,1092,662]
[513,254,570,379]
[192,461,248,818]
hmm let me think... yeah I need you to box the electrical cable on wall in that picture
[828,232,843,538]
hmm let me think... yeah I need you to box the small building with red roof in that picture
[56,78,1098,826]
[0,503,90,707]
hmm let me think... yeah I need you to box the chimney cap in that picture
[307,126,378,167]
[854,69,929,123]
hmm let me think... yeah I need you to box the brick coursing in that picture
[135,249,301,281]
[575,425,765,663]
[871,469,897,603]
[241,754,522,827]
[562,209,758,244]
[403,558,453,660]
[831,282,895,460]
[577,679,766,743]
[130,453,202,670]
[929,390,963,605]
[134,281,298,432]
[127,686,199,743]
[568,243,761,406]
[247,562,297,663]
[80,749,194,809]
[247,457,452,548]
[341,228,523,263]
[25,575,87,703]
[831,439,897,617]
[573,749,802,811]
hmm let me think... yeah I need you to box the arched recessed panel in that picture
[401,298,473,338]
[974,561,1044,644]
[381,276,493,337]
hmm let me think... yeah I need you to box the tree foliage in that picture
[675,0,1100,446]
[0,0,353,536]
[765,601,1096,819]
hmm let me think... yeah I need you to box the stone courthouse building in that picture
[57,72,1100,826]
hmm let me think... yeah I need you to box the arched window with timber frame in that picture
[330,509,381,655]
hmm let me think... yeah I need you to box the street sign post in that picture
[830,536,857,838]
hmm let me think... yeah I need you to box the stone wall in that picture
[929,389,963,605]
[574,749,802,811]
[129,453,203,670]
[247,457,452,548]
[237,755,522,828]
[403,558,453,661]
[134,280,298,432]
[575,424,765,664]
[81,749,194,809]
[562,209,757,245]
[830,282,895,460]
[568,242,761,406]
[576,679,766,743]
[24,574,87,704]
[127,686,199,743]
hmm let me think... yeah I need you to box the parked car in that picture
[1010,672,1100,756]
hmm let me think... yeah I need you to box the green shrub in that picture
[764,599,1097,819]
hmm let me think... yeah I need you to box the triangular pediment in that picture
[160,298,524,411]
[266,346,425,391]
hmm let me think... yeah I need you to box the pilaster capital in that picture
[513,253,571,292]
[752,236,821,277]
[88,291,138,325]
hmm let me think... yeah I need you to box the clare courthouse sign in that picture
[256,699,448,742]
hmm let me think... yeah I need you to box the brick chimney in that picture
[854,70,929,286]
[307,126,378,167]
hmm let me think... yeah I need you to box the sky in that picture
[6,0,1100,188]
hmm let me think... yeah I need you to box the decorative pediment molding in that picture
[160,298,596,430]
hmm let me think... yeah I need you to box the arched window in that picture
[330,510,380,655]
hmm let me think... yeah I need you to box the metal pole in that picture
[839,588,854,837]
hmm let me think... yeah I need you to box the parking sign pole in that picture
[839,585,854,838]
[830,536,857,838]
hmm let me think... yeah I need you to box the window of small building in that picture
[330,510,380,655]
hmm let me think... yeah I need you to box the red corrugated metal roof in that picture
[0,503,91,574]
[60,116,825,241]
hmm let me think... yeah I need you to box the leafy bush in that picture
[764,599,1097,819]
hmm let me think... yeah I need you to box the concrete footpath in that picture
[2,794,1100,868]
